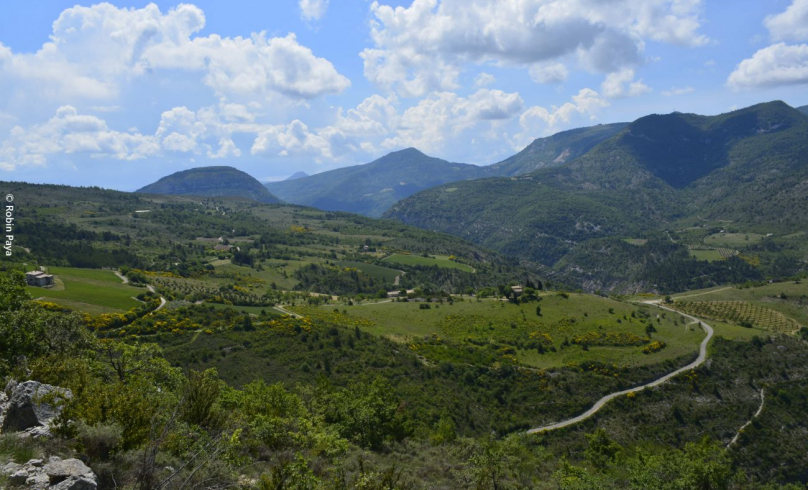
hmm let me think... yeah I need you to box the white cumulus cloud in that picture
[299,0,330,21]
[765,0,808,42]
[529,62,569,84]
[601,68,652,98]
[474,72,496,87]
[727,43,808,89]
[0,3,349,106]
[0,106,160,170]
[361,0,708,96]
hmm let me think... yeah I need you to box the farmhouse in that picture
[387,291,401,298]
[26,270,54,287]
[511,285,524,296]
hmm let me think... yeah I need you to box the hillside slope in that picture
[266,148,487,217]
[798,105,808,115]
[385,101,808,292]
[485,122,627,177]
[137,166,281,204]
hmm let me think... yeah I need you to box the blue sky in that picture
[0,0,806,190]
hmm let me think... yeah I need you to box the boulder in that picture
[1,461,22,475]
[43,458,94,484]
[1,381,72,433]
[25,471,51,490]
[50,476,98,490]
[1,457,97,490]
[9,468,29,485]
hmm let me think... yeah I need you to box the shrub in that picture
[75,421,123,461]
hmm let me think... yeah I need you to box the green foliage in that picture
[584,429,622,470]
[180,369,224,429]
[317,376,410,450]
[0,270,28,311]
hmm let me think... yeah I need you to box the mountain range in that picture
[385,101,808,291]
[265,148,486,217]
[137,166,281,204]
[134,101,808,292]
[265,124,626,217]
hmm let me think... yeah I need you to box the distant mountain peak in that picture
[265,148,484,217]
[285,171,309,181]
[137,166,281,204]
[394,147,426,156]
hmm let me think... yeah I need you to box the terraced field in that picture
[672,301,801,335]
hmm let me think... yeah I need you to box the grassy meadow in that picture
[382,253,476,272]
[27,266,143,312]
[296,293,705,369]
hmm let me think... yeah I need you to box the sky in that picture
[0,0,806,190]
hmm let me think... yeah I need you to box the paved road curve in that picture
[274,305,303,318]
[147,284,167,312]
[527,302,713,434]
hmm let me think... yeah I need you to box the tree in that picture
[584,429,622,470]
[0,270,28,312]
[181,369,223,429]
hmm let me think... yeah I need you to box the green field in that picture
[204,302,282,316]
[382,253,475,273]
[335,261,402,282]
[689,249,724,262]
[27,266,143,312]
[704,232,764,246]
[623,238,648,246]
[298,293,703,369]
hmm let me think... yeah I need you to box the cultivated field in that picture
[671,280,808,329]
[382,253,475,272]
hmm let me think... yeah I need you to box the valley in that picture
[1,101,807,490]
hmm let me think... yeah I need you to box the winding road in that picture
[527,301,714,434]
[274,305,302,318]
[147,284,167,312]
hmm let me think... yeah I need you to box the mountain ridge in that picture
[137,166,281,204]
[265,124,629,216]
[266,148,488,217]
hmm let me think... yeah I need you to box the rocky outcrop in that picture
[1,381,72,434]
[1,457,97,490]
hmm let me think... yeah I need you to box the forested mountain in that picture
[485,122,627,176]
[266,148,488,217]
[798,105,808,115]
[137,166,281,203]
[266,124,628,216]
[386,101,808,292]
